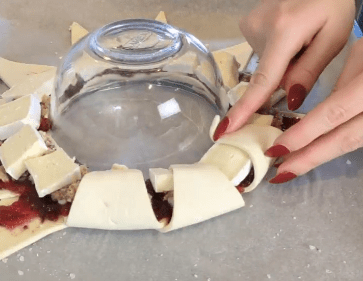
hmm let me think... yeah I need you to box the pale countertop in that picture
[1,1,363,281]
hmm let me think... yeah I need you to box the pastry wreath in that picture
[0,16,303,260]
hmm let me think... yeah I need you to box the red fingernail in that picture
[269,172,297,184]
[274,162,282,168]
[288,84,306,111]
[265,145,290,157]
[213,117,230,141]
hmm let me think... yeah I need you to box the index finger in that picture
[225,38,300,133]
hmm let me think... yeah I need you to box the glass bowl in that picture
[51,19,228,175]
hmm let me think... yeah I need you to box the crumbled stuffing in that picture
[41,95,51,118]
[39,131,57,153]
[51,165,88,204]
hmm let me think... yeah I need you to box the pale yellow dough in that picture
[155,11,168,23]
[70,22,89,45]
[161,164,244,232]
[0,57,55,88]
[0,198,67,260]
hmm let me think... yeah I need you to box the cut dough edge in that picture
[66,169,163,230]
[161,163,244,232]
[0,197,66,260]
[70,22,89,45]
[0,57,55,88]
[217,124,283,192]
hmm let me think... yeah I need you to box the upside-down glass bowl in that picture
[51,19,228,175]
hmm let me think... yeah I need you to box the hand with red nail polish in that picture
[265,38,363,182]
[221,0,354,135]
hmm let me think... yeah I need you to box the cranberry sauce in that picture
[0,179,70,230]
[236,167,254,193]
[145,180,173,224]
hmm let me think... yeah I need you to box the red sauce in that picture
[0,179,70,230]
[39,117,52,132]
[236,167,255,193]
[145,180,173,224]
[280,116,301,132]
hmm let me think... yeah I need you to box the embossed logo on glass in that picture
[102,30,173,51]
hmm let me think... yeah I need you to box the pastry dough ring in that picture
[216,124,283,192]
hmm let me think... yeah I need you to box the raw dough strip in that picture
[0,57,55,88]
[161,163,244,232]
[0,213,66,260]
[66,170,164,230]
[217,124,283,192]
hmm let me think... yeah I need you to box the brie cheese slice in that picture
[0,95,41,140]
[149,168,174,192]
[213,51,239,90]
[228,81,249,106]
[161,163,244,232]
[25,149,81,198]
[155,11,168,23]
[0,125,48,180]
[66,169,163,230]
[1,69,56,102]
[0,57,55,88]
[213,42,253,72]
[163,51,199,74]
[200,144,252,186]
[217,124,282,192]
[70,22,89,45]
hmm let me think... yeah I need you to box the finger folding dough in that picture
[217,124,282,192]
[0,57,55,88]
[66,169,164,230]
[161,163,245,232]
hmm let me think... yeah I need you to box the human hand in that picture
[213,0,355,140]
[268,37,363,183]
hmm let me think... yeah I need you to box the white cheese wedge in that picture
[70,22,89,45]
[161,164,244,232]
[1,69,56,102]
[0,125,48,180]
[228,81,249,106]
[149,168,174,192]
[111,163,129,171]
[66,169,163,230]
[200,144,252,186]
[195,60,216,90]
[213,51,239,90]
[0,57,55,88]
[217,124,282,192]
[163,51,199,74]
[0,214,66,260]
[155,11,168,23]
[0,95,41,140]
[248,113,274,126]
[213,42,253,72]
[25,149,81,198]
